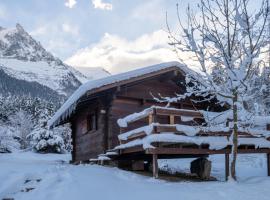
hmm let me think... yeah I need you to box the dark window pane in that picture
[87,111,98,132]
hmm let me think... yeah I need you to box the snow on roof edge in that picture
[48,61,194,128]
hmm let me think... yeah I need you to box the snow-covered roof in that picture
[48,61,195,128]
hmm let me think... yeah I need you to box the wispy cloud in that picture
[65,0,77,9]
[65,30,180,74]
[0,4,8,19]
[30,22,81,58]
[62,23,79,36]
[132,0,164,21]
[92,0,112,11]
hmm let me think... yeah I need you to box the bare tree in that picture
[166,0,269,180]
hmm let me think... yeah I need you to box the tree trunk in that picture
[230,90,238,180]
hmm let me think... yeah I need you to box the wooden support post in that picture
[119,128,123,144]
[169,115,175,124]
[149,108,157,124]
[149,114,153,124]
[225,153,229,181]
[267,153,270,176]
[71,123,76,163]
[152,154,158,179]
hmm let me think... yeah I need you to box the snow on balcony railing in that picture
[116,106,270,152]
[117,106,203,128]
[115,133,270,151]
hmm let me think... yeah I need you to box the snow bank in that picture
[2,152,270,200]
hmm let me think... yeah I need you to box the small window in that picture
[87,112,98,132]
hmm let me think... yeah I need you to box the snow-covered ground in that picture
[1,152,270,200]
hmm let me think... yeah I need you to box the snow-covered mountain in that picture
[73,66,110,82]
[0,24,88,99]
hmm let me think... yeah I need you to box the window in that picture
[87,111,98,132]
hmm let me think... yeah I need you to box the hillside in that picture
[0,24,88,98]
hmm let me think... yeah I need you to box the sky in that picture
[0,0,191,73]
[0,0,263,74]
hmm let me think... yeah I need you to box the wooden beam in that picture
[145,147,270,155]
[121,146,145,154]
[225,153,230,181]
[155,107,203,118]
[146,147,229,155]
[153,124,259,138]
[127,132,147,141]
[152,154,158,178]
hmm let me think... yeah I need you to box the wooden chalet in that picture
[49,61,270,180]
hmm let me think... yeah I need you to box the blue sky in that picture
[0,1,181,54]
[0,0,263,73]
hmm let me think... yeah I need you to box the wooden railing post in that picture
[119,127,123,144]
[152,154,158,178]
[169,115,175,124]
[149,108,157,124]
[149,114,153,124]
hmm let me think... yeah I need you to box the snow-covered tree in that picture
[53,124,72,152]
[262,66,270,114]
[29,126,65,153]
[166,0,270,180]
[29,123,71,153]
[0,125,20,153]
[28,108,72,153]
[8,110,33,149]
[0,94,71,153]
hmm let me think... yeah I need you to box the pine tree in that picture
[0,94,71,153]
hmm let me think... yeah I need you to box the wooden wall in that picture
[108,73,191,149]
[71,97,110,162]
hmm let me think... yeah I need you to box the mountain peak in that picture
[0,23,88,97]
[0,23,58,63]
[15,23,25,33]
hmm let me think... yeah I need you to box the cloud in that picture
[132,0,164,22]
[31,22,79,38]
[30,22,81,58]
[65,0,77,8]
[0,4,8,19]
[65,30,181,74]
[62,23,79,36]
[92,0,112,11]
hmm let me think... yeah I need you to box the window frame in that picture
[85,110,98,134]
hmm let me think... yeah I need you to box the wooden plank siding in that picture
[108,74,188,150]
[72,97,111,162]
